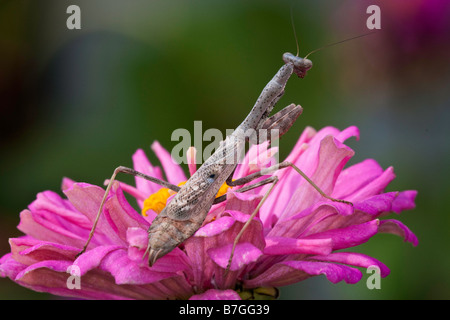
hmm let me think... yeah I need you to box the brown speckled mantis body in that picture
[78,52,351,272]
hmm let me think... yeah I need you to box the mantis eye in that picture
[207,173,216,184]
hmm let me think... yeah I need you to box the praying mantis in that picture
[78,51,353,273]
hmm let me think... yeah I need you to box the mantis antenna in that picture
[290,4,375,59]
[290,5,300,57]
[304,31,377,59]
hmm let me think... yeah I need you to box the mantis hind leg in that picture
[77,166,179,257]
[221,161,352,274]
[224,175,278,275]
[215,161,352,206]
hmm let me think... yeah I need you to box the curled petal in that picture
[280,261,363,285]
[0,253,26,279]
[378,219,418,246]
[311,252,390,277]
[285,260,363,284]
[335,125,360,142]
[14,260,86,297]
[10,238,78,265]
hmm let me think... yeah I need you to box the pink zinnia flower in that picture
[0,126,417,300]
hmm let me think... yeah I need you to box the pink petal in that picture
[335,125,360,142]
[260,127,317,222]
[392,190,417,213]
[126,227,150,261]
[9,237,78,265]
[126,227,148,249]
[224,191,262,215]
[225,209,262,224]
[234,141,272,179]
[61,177,76,191]
[64,182,149,247]
[289,126,342,179]
[305,220,380,250]
[263,237,333,256]
[15,259,75,290]
[353,192,397,216]
[348,166,396,201]
[279,134,354,220]
[244,141,278,172]
[208,243,263,271]
[64,183,123,246]
[186,197,266,288]
[217,210,266,252]
[189,289,241,300]
[99,249,177,285]
[17,209,90,249]
[286,126,318,163]
[269,200,353,239]
[183,237,216,289]
[282,260,362,284]
[13,259,155,299]
[74,245,123,276]
[311,252,390,277]
[186,146,197,176]
[132,149,164,196]
[378,219,418,246]
[0,253,26,279]
[194,216,236,237]
[29,190,90,228]
[151,141,187,184]
[244,260,362,288]
[102,182,149,242]
[333,159,385,199]
[110,180,148,203]
[147,249,191,274]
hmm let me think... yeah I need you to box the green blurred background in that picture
[0,0,449,299]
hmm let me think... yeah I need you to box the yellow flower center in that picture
[141,181,231,216]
